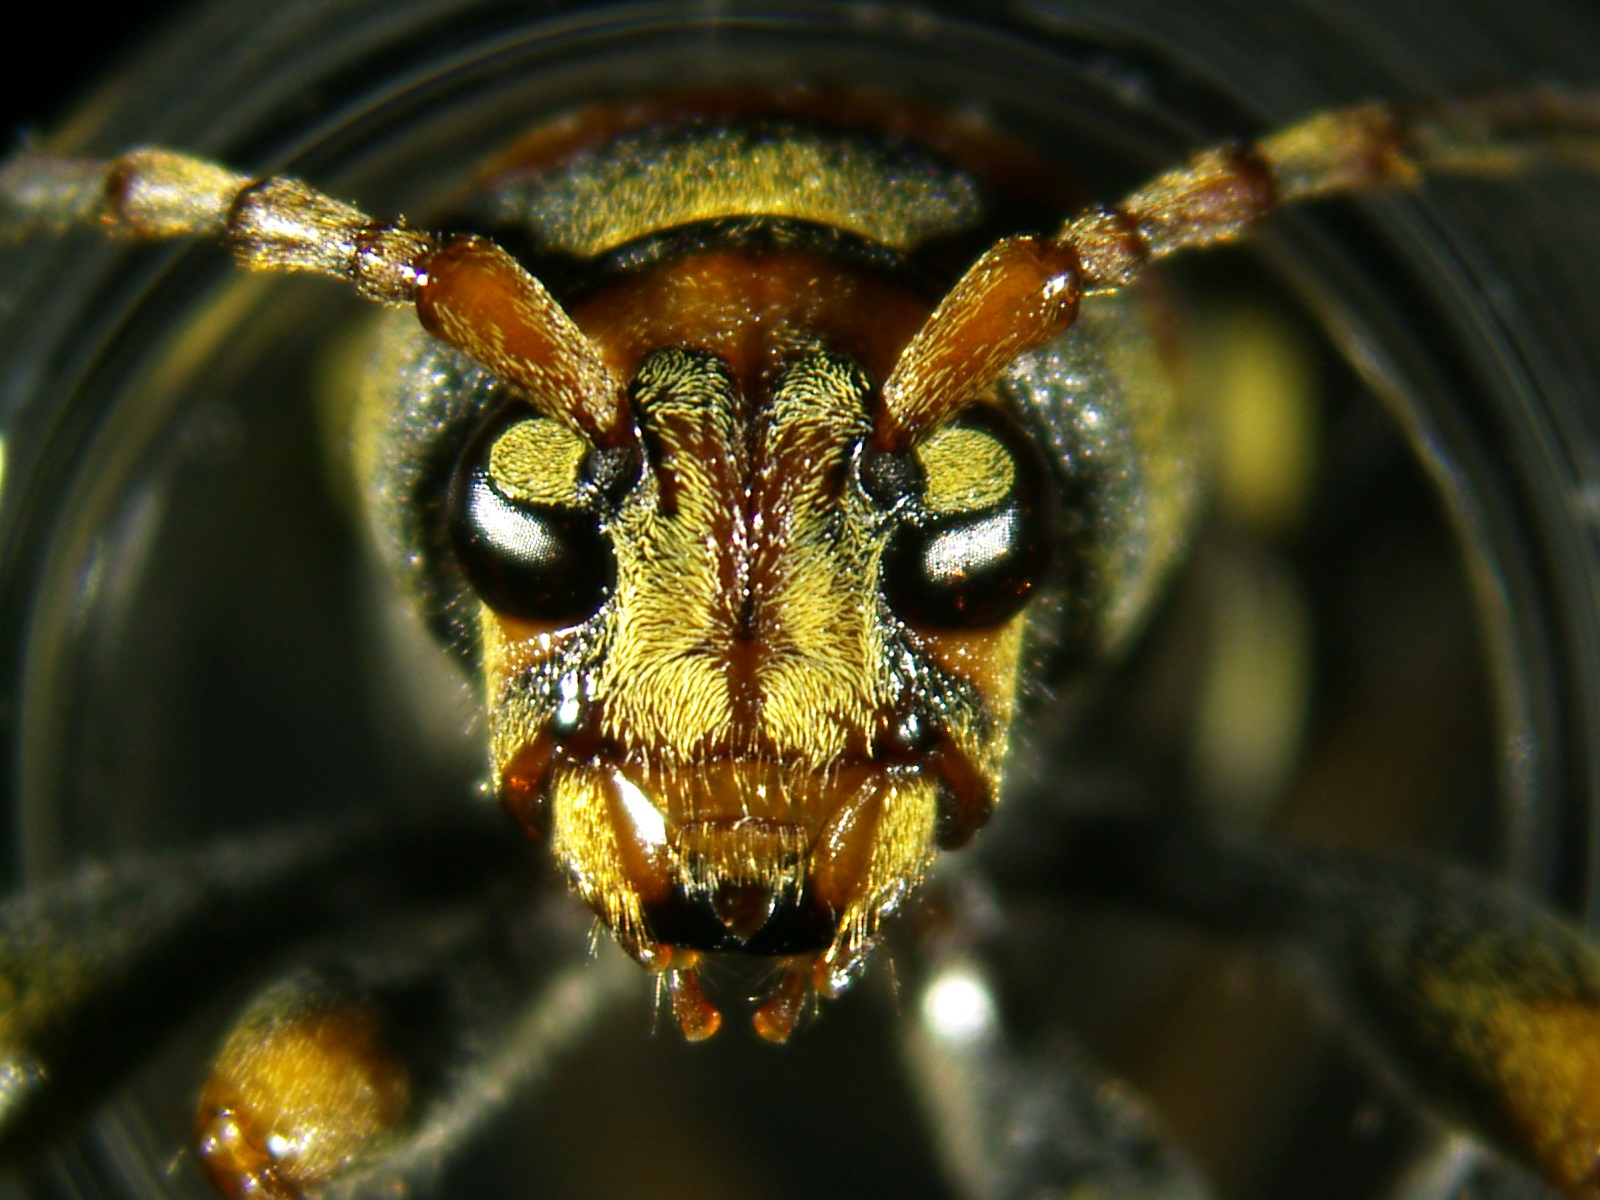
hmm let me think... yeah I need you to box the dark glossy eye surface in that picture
[449,410,614,625]
[880,409,1053,629]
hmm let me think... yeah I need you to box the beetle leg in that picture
[901,933,1216,1200]
[194,898,633,1200]
[0,812,515,1160]
[1036,812,1600,1199]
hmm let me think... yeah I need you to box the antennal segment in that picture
[0,149,629,444]
[878,88,1600,445]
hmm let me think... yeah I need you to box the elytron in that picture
[3,24,1600,1200]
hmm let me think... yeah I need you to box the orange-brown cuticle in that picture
[665,966,722,1041]
[809,780,888,916]
[571,248,933,405]
[195,1103,289,1200]
[929,736,993,850]
[947,235,1084,354]
[599,764,675,908]
[872,697,993,848]
[416,235,631,446]
[752,969,812,1044]
[497,735,558,841]
[1028,237,1086,322]
[876,234,1082,451]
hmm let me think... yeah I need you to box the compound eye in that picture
[449,409,615,625]
[881,411,1053,629]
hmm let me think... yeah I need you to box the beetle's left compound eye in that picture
[449,410,615,625]
[878,410,1054,629]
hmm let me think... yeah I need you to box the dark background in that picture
[4,2,192,136]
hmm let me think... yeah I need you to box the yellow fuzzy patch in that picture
[917,424,1015,514]
[488,416,588,505]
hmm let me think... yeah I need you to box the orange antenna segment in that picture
[0,150,629,445]
[876,235,1080,450]
[880,88,1600,448]
[417,236,628,446]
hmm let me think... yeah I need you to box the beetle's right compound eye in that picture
[879,411,1054,630]
[449,410,615,625]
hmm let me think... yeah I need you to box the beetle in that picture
[4,5,1600,1200]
